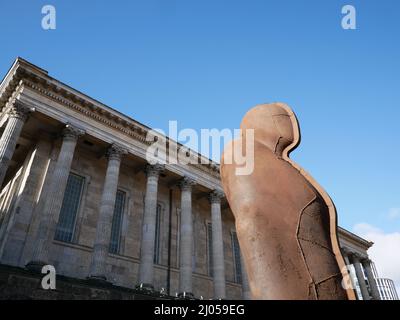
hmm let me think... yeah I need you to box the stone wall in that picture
[0,264,170,300]
[0,140,243,299]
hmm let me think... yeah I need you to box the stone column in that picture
[209,190,226,299]
[351,253,370,300]
[0,137,52,266]
[178,177,196,297]
[138,164,164,289]
[341,248,358,297]
[342,252,351,266]
[27,124,84,269]
[0,101,33,188]
[240,252,252,300]
[88,144,127,281]
[362,258,381,300]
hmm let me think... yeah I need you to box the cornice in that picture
[0,58,221,180]
[23,78,150,144]
[338,227,373,249]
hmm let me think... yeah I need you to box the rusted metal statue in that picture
[221,103,356,300]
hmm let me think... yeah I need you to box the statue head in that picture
[240,102,300,158]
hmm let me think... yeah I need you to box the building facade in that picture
[0,58,383,299]
[339,228,382,300]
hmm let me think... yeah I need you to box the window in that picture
[55,173,85,242]
[109,190,126,254]
[207,222,213,277]
[153,203,162,264]
[232,231,242,284]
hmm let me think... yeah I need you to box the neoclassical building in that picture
[0,58,383,300]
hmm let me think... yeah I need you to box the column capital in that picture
[145,163,164,178]
[209,190,225,204]
[361,257,372,264]
[179,176,196,191]
[341,247,352,256]
[349,251,367,262]
[62,124,85,142]
[9,100,34,121]
[106,143,128,161]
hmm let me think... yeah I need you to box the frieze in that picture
[0,63,221,180]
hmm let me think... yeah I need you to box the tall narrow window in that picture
[153,204,162,264]
[207,222,213,277]
[109,190,126,254]
[55,173,85,242]
[232,231,242,284]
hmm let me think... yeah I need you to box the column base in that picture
[177,292,195,299]
[25,260,47,273]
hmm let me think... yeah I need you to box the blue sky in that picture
[1,0,399,237]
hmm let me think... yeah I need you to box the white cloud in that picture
[353,223,400,297]
[388,208,400,220]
